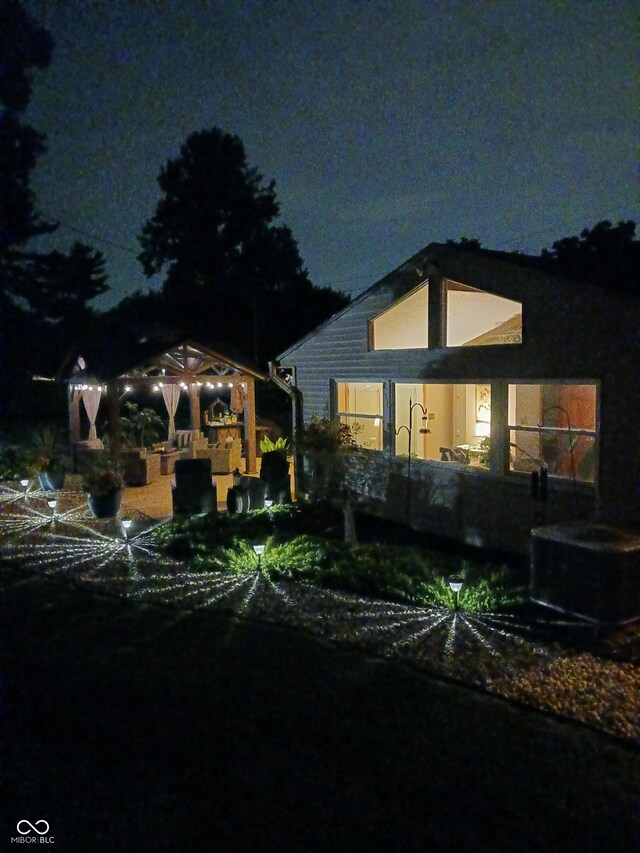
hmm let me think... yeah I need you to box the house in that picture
[276,243,640,556]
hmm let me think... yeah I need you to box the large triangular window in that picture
[446,280,522,347]
[370,283,428,350]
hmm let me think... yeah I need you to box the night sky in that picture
[24,0,639,310]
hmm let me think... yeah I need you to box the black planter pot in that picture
[260,450,291,503]
[37,471,65,491]
[87,489,122,519]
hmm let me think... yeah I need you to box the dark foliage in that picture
[138,127,348,366]
[539,219,640,295]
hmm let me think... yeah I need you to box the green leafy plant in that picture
[259,435,290,454]
[81,462,124,496]
[28,426,70,476]
[120,402,164,448]
[198,535,327,579]
[152,504,525,613]
[416,565,526,612]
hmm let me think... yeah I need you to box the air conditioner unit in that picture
[531,524,640,624]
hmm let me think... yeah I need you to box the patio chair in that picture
[171,458,217,516]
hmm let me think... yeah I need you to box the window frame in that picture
[393,379,493,470]
[444,279,523,349]
[368,281,429,352]
[334,380,384,451]
[507,380,599,485]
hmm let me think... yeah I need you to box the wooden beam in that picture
[105,381,122,457]
[69,388,81,447]
[189,384,201,433]
[244,379,257,474]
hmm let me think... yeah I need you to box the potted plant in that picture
[81,461,124,518]
[259,436,291,503]
[29,426,70,490]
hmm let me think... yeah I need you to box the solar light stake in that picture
[47,498,57,521]
[253,543,266,569]
[121,518,133,541]
[448,576,463,611]
[20,478,29,497]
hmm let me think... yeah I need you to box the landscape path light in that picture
[448,575,463,611]
[47,498,57,521]
[20,478,30,497]
[253,543,266,569]
[121,518,133,541]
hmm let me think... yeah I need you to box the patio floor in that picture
[120,469,240,519]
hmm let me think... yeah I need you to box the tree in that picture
[26,242,108,323]
[539,219,640,296]
[297,417,374,544]
[0,0,56,305]
[138,127,347,364]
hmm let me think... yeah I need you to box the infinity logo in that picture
[16,821,50,836]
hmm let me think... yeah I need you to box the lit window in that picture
[395,383,491,467]
[446,280,522,347]
[508,383,596,482]
[370,283,428,350]
[336,382,383,450]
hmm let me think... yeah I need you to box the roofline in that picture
[276,243,440,360]
[115,339,270,382]
[276,240,635,360]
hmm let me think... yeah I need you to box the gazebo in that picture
[67,340,270,475]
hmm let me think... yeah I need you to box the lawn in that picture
[1,484,639,850]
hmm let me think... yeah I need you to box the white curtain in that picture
[161,384,181,441]
[81,387,102,444]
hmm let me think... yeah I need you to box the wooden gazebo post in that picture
[68,387,82,447]
[188,382,201,433]
[105,381,122,456]
[244,377,257,474]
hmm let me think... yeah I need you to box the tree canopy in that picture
[539,219,640,295]
[27,242,108,323]
[138,127,348,365]
[0,0,56,306]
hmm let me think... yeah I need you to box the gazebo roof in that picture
[64,339,269,386]
[114,340,269,383]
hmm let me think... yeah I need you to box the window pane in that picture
[339,416,383,450]
[508,384,597,483]
[395,383,491,467]
[371,283,428,350]
[446,282,522,347]
[508,384,596,431]
[337,382,382,416]
[337,382,383,450]
[510,429,596,482]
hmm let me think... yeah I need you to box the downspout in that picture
[268,362,303,498]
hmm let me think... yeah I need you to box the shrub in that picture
[153,505,525,612]
[81,465,124,495]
